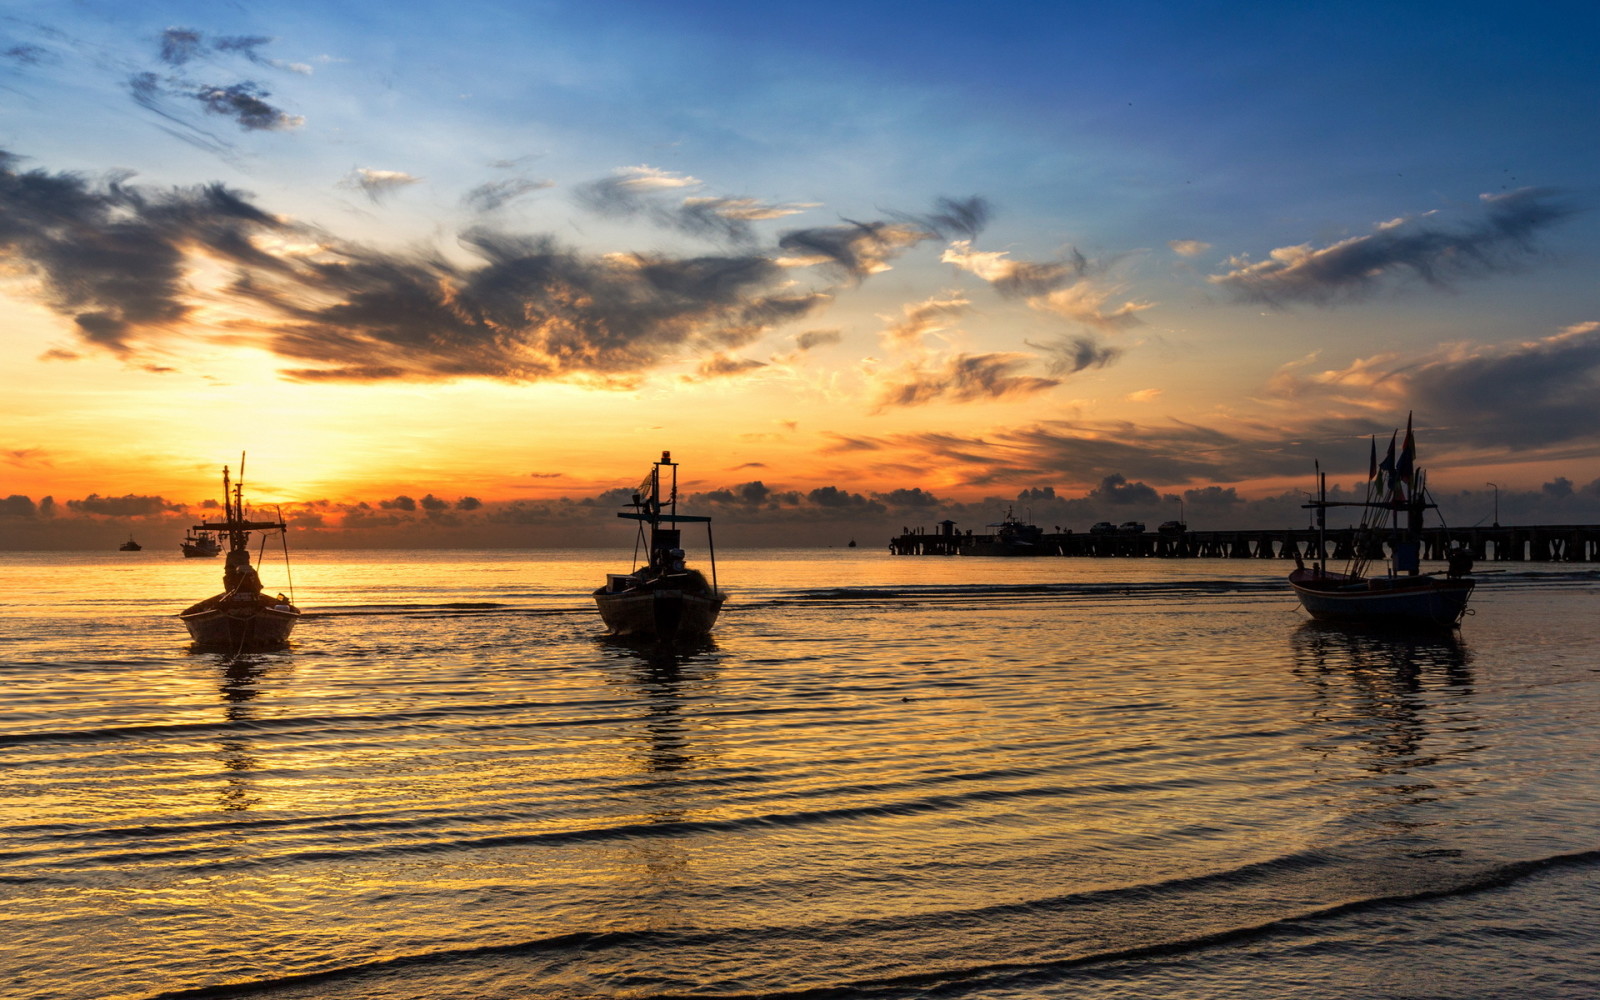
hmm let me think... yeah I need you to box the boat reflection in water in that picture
[594,451,725,642]
[179,457,301,651]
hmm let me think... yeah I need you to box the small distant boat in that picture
[118,536,142,551]
[1290,414,1474,628]
[179,457,301,649]
[594,451,725,640]
[179,529,222,558]
[966,506,1047,556]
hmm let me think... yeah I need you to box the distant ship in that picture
[966,506,1047,556]
[118,536,142,552]
[179,529,222,558]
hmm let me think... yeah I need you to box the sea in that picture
[2,548,1598,1000]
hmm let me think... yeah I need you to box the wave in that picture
[139,847,1600,999]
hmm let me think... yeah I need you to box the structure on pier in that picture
[888,524,1600,562]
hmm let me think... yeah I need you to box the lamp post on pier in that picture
[1486,482,1499,527]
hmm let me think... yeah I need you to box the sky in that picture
[2,0,1599,547]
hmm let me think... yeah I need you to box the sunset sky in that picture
[3,1,1598,546]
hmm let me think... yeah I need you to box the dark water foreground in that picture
[2,553,1598,999]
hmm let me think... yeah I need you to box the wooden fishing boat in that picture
[179,458,301,649]
[179,529,222,558]
[594,451,725,640]
[1291,414,1474,628]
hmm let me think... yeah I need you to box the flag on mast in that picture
[1378,431,1397,489]
[1396,412,1416,489]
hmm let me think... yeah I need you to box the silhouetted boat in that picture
[594,451,725,640]
[966,506,1047,556]
[179,458,301,649]
[1290,415,1474,628]
[119,536,142,551]
[179,529,222,558]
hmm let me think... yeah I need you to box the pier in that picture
[888,523,1600,562]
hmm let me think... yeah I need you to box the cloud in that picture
[1,495,38,517]
[4,44,50,66]
[1169,240,1210,258]
[66,493,180,516]
[1088,472,1160,505]
[1127,388,1163,402]
[159,28,205,66]
[893,196,992,241]
[1270,321,1600,451]
[464,177,554,213]
[341,168,422,202]
[690,353,767,379]
[874,487,941,508]
[807,485,884,511]
[575,166,812,243]
[881,293,968,347]
[1210,188,1578,306]
[1,151,1026,387]
[778,219,933,278]
[1029,335,1122,376]
[942,240,1150,330]
[0,154,285,355]
[380,495,417,511]
[794,328,841,351]
[874,352,1060,409]
[3,448,53,468]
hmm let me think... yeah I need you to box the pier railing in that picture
[887,524,1600,562]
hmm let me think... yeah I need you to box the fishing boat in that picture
[1289,415,1474,628]
[966,506,1048,556]
[119,536,142,551]
[179,528,222,558]
[178,458,301,649]
[594,451,725,640]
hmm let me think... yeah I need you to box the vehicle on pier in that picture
[1290,415,1473,628]
[594,451,725,641]
[179,458,301,650]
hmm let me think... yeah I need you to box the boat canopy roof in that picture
[617,512,712,523]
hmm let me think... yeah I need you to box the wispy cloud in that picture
[340,168,422,202]
[576,165,813,243]
[778,219,933,278]
[464,177,554,213]
[1209,188,1578,306]
[880,293,968,348]
[1028,335,1122,376]
[873,352,1059,410]
[941,241,1150,330]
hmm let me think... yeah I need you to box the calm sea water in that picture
[2,549,1598,1000]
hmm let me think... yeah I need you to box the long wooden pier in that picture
[888,523,1600,562]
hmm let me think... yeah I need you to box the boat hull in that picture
[180,595,300,649]
[1289,568,1473,627]
[594,588,724,639]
